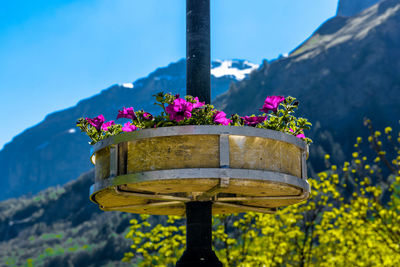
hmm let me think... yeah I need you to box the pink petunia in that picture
[290,128,306,139]
[101,120,115,132]
[86,114,105,131]
[241,116,267,126]
[143,112,153,120]
[213,111,231,125]
[192,97,205,109]
[296,133,306,139]
[122,122,138,132]
[117,107,136,120]
[166,98,194,122]
[260,96,285,113]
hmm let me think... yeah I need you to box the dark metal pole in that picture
[176,202,222,266]
[177,1,221,266]
[186,0,211,104]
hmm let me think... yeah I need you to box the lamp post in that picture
[186,0,211,105]
[176,1,222,266]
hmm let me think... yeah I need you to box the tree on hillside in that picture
[123,121,400,266]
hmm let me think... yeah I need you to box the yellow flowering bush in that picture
[123,121,400,266]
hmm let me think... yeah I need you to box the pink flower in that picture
[166,98,194,122]
[117,107,136,120]
[86,114,105,131]
[101,120,115,131]
[193,97,205,109]
[143,112,153,120]
[122,122,138,132]
[260,96,285,113]
[213,111,231,125]
[290,128,306,139]
[241,116,267,126]
[296,133,306,139]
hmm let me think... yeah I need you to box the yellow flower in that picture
[325,154,330,160]
[384,127,392,134]
[352,152,359,158]
[375,131,381,137]
[357,137,362,143]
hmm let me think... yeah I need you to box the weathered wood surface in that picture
[126,135,219,173]
[94,147,110,182]
[229,136,301,177]
[91,130,309,215]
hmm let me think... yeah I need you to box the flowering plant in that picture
[76,92,312,145]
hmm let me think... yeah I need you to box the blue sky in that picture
[0,0,338,149]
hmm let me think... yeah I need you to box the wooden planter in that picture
[89,125,310,215]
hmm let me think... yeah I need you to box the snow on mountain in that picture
[0,58,250,201]
[121,83,134,88]
[211,60,259,80]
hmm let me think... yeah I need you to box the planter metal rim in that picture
[89,168,310,201]
[92,125,308,154]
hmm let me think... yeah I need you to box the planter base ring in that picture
[90,168,310,215]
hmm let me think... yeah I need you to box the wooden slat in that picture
[126,135,219,173]
[94,147,110,182]
[229,136,301,178]
[93,178,306,215]
[118,142,128,176]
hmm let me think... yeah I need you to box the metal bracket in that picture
[109,144,118,177]
[114,186,191,202]
[216,190,310,202]
[196,177,230,201]
[214,202,277,214]
[220,177,230,188]
[301,150,307,180]
[100,201,183,212]
[219,134,230,168]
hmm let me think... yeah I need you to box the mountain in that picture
[337,0,382,16]
[215,0,400,174]
[0,59,258,201]
[0,170,137,266]
[2,0,400,265]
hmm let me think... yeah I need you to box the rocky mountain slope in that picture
[0,60,258,201]
[337,0,382,16]
[1,0,400,265]
[215,0,400,173]
[0,170,137,266]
